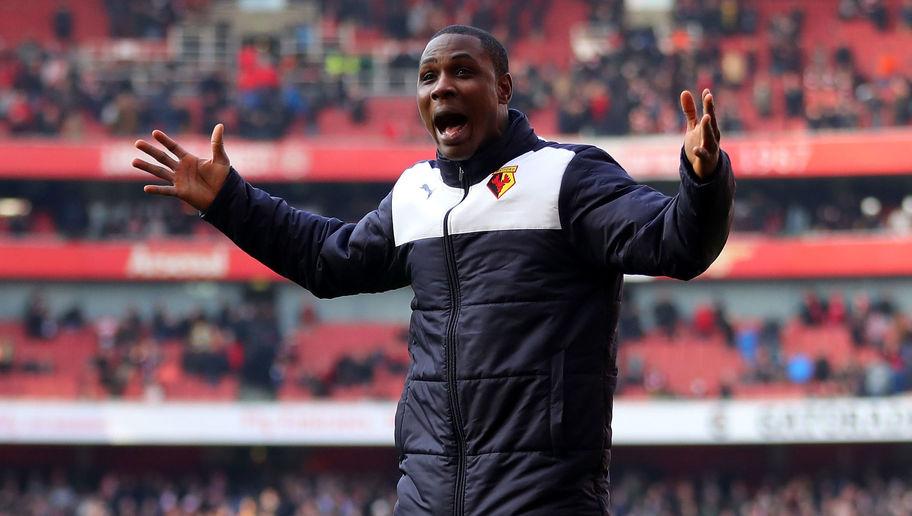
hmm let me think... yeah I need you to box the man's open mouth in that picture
[434,112,469,142]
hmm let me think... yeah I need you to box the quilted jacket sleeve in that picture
[201,168,410,297]
[559,146,735,280]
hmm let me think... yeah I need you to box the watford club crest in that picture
[487,165,518,199]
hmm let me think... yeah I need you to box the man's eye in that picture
[456,68,471,76]
[421,72,436,82]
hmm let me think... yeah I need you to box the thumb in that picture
[211,124,229,165]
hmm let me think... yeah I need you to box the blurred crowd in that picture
[0,181,386,241]
[732,181,912,236]
[0,37,358,140]
[18,290,288,400]
[554,0,912,136]
[0,0,359,139]
[2,466,912,515]
[1,0,912,139]
[0,0,199,138]
[0,468,397,516]
[611,469,912,516]
[0,195,213,241]
[617,288,912,398]
[7,176,912,241]
[322,0,551,43]
[9,284,912,402]
[13,290,407,401]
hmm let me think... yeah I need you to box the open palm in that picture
[132,124,231,211]
[681,89,721,179]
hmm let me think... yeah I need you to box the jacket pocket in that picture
[549,350,565,454]
[394,382,410,457]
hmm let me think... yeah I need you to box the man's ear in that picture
[497,73,513,105]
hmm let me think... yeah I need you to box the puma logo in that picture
[420,184,433,199]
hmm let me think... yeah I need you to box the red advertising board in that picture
[3,235,912,281]
[0,239,282,281]
[0,128,909,181]
[701,234,912,279]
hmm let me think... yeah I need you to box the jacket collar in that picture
[435,109,539,188]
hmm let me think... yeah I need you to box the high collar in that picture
[435,109,539,188]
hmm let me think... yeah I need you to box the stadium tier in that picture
[0,443,909,514]
[0,0,910,139]
[2,283,912,403]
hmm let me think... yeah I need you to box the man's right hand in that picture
[133,124,231,212]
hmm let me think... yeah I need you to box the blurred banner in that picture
[0,128,909,181]
[4,235,912,281]
[0,398,909,445]
[0,241,282,281]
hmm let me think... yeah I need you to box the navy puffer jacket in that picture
[203,110,734,515]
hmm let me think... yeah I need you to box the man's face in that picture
[417,34,512,161]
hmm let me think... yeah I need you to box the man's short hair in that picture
[431,25,509,77]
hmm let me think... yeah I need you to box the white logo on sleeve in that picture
[420,184,433,199]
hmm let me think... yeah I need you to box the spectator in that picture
[151,304,181,341]
[94,333,135,398]
[653,294,681,339]
[865,0,889,31]
[23,291,57,340]
[199,71,230,134]
[182,311,230,384]
[237,303,282,400]
[58,304,85,331]
[787,353,813,384]
[692,303,717,338]
[839,0,860,20]
[101,87,142,135]
[864,359,893,395]
[813,356,833,382]
[759,318,783,357]
[827,292,848,324]
[904,0,912,29]
[622,353,645,388]
[782,72,804,118]
[714,301,735,346]
[752,77,772,117]
[799,291,826,326]
[52,2,73,43]
[0,337,14,373]
[618,295,644,342]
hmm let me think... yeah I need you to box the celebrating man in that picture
[134,25,733,516]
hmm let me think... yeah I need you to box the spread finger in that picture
[680,90,698,129]
[152,130,189,159]
[704,93,721,141]
[702,115,718,152]
[135,140,179,170]
[132,158,175,184]
[143,185,179,197]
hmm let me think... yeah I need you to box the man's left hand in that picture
[680,88,721,180]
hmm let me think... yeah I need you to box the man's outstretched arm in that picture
[560,89,735,280]
[132,125,409,297]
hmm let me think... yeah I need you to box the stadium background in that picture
[1,0,912,514]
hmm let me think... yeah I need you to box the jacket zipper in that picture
[443,165,469,516]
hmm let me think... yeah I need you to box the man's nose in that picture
[430,74,456,101]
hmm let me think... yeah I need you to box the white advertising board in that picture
[0,397,910,445]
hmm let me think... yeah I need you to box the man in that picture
[134,25,733,516]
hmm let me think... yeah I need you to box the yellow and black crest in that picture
[487,165,518,199]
